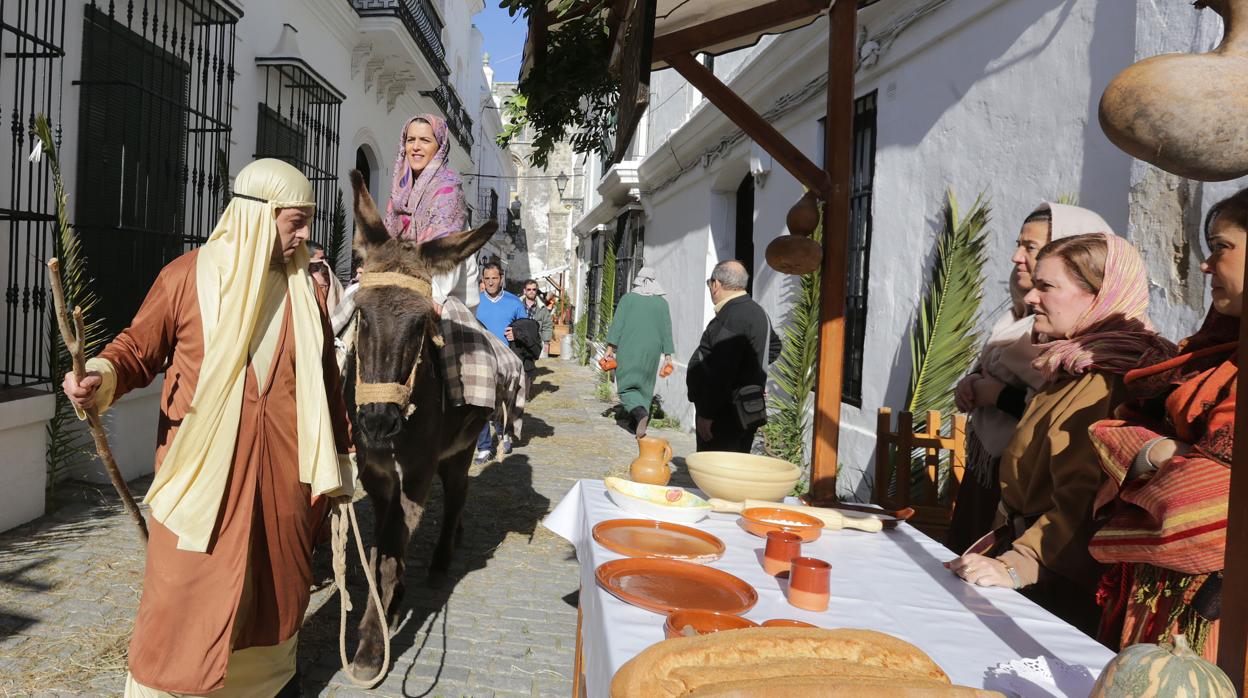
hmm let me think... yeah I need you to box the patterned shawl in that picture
[384,114,467,243]
[1033,233,1177,381]
[1088,310,1238,574]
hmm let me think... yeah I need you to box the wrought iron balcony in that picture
[421,83,474,151]
[351,0,449,78]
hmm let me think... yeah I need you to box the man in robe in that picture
[62,159,354,697]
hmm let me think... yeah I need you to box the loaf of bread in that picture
[610,627,1003,698]
[686,676,1003,697]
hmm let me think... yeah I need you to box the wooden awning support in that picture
[1219,271,1248,688]
[651,0,830,63]
[666,52,831,198]
[810,0,855,500]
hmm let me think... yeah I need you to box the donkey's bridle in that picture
[353,272,442,415]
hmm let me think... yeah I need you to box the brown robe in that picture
[995,371,1124,632]
[98,250,351,693]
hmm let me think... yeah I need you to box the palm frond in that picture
[35,114,107,504]
[763,202,823,471]
[597,236,617,340]
[327,188,348,280]
[906,189,990,419]
[1055,192,1078,206]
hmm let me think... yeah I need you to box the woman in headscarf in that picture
[947,203,1109,553]
[1089,189,1247,660]
[946,231,1176,635]
[604,267,675,438]
[384,113,477,308]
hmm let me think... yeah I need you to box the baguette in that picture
[610,628,954,698]
[686,676,1004,697]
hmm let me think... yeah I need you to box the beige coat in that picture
[996,371,1125,591]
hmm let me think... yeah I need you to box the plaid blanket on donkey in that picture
[331,288,525,437]
[439,297,525,438]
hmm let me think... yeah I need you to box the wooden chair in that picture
[874,408,967,542]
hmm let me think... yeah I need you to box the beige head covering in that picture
[1034,201,1114,241]
[144,158,347,553]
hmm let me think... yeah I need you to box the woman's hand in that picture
[944,553,1014,588]
[1147,438,1193,469]
[605,344,617,358]
[955,373,980,413]
[970,377,1006,409]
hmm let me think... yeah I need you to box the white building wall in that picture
[0,0,509,530]
[586,0,1228,500]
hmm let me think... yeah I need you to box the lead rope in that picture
[332,497,391,688]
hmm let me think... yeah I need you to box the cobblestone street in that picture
[0,359,694,697]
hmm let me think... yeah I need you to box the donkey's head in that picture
[349,169,496,447]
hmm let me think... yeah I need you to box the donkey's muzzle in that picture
[357,403,405,447]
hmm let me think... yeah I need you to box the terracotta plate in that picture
[592,518,726,563]
[595,558,758,615]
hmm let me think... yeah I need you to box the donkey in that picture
[345,169,497,679]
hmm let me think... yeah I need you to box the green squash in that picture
[1090,634,1235,698]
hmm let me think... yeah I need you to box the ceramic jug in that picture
[630,436,673,486]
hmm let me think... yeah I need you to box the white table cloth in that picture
[542,479,1115,697]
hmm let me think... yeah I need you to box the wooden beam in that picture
[1218,260,1248,689]
[667,52,830,197]
[651,0,828,62]
[809,0,855,501]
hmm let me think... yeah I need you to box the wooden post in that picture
[1217,261,1248,689]
[924,411,941,506]
[875,407,892,506]
[810,0,856,501]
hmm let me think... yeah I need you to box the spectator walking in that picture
[475,262,526,463]
[522,279,554,346]
[604,267,674,437]
[687,260,781,452]
[307,240,345,316]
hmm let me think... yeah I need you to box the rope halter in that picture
[353,271,444,417]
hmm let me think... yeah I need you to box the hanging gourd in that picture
[766,192,823,275]
[1089,634,1235,698]
[1099,0,1248,181]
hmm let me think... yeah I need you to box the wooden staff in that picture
[47,258,148,544]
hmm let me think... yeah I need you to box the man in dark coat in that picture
[686,260,781,452]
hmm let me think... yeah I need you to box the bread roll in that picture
[611,627,967,698]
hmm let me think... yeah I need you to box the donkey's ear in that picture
[418,220,499,275]
[350,169,388,253]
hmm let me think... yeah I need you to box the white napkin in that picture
[983,656,1098,698]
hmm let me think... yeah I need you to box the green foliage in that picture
[906,190,990,421]
[36,114,107,503]
[594,375,614,402]
[763,202,823,469]
[597,236,617,341]
[496,2,618,168]
[573,311,590,365]
[328,188,347,279]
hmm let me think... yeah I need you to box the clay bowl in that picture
[739,507,824,543]
[686,452,801,502]
[761,618,817,629]
[664,609,759,640]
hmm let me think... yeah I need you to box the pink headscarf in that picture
[1033,233,1176,381]
[384,114,467,243]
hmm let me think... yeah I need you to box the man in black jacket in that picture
[686,260,781,452]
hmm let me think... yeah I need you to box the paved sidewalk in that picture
[0,359,695,697]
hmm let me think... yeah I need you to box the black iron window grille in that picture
[254,58,344,250]
[613,208,644,303]
[1,0,66,388]
[477,187,498,223]
[586,229,603,338]
[420,82,473,152]
[74,0,240,341]
[350,0,448,79]
[821,91,878,406]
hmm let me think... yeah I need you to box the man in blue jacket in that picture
[475,261,526,463]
